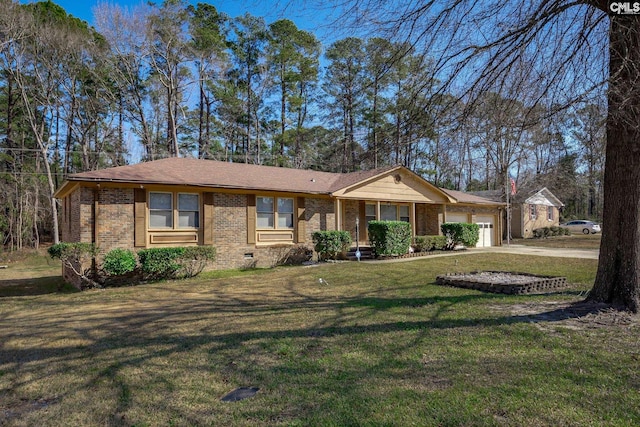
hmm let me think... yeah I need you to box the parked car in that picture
[561,220,601,234]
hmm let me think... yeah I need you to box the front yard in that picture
[512,233,601,249]
[1,251,638,426]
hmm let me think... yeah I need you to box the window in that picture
[529,204,537,220]
[178,193,199,228]
[380,204,397,221]
[365,203,376,227]
[149,192,199,229]
[371,203,411,222]
[399,205,410,222]
[149,192,173,228]
[278,198,294,228]
[257,196,294,229]
[547,206,554,221]
[257,197,274,228]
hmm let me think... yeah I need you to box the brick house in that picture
[511,188,564,238]
[471,187,564,239]
[54,158,504,273]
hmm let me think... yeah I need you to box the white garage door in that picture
[475,215,495,247]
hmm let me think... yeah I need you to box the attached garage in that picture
[445,213,469,223]
[475,215,496,247]
[444,211,496,247]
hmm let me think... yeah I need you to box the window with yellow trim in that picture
[257,196,294,229]
[149,192,199,229]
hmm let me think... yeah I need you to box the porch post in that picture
[410,202,416,238]
[335,198,341,231]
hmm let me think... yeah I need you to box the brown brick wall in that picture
[79,187,95,244]
[96,187,135,252]
[423,205,443,235]
[212,193,326,269]
[64,187,503,271]
[212,192,256,269]
[304,197,336,241]
[61,187,95,244]
[60,187,96,288]
[342,200,359,242]
[521,204,559,238]
[416,204,428,236]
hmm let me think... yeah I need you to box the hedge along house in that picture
[53,158,504,271]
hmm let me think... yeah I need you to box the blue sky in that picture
[20,0,336,42]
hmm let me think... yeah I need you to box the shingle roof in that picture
[66,158,345,195]
[59,158,500,206]
[441,188,505,205]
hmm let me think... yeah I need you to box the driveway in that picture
[476,244,599,260]
[366,244,599,264]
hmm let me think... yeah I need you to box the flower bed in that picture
[435,271,568,294]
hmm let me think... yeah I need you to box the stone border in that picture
[435,271,568,294]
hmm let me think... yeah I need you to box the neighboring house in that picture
[53,158,504,276]
[472,187,564,239]
[511,187,564,238]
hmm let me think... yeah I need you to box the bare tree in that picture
[571,102,606,218]
[146,0,193,157]
[2,3,63,244]
[94,2,156,160]
[296,0,639,311]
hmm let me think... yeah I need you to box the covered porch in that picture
[329,166,503,248]
[336,199,445,246]
[336,198,503,248]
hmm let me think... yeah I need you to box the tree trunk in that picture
[589,15,640,312]
[280,68,286,166]
[34,157,41,249]
[198,65,206,159]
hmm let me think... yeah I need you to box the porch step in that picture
[346,246,374,261]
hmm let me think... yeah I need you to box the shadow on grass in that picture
[0,276,75,297]
[0,283,619,425]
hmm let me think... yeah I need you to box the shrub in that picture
[441,223,480,249]
[312,231,352,260]
[368,221,412,256]
[532,226,570,238]
[176,246,216,277]
[413,235,448,252]
[269,244,313,267]
[137,246,216,280]
[102,248,137,276]
[48,242,100,289]
[137,247,185,280]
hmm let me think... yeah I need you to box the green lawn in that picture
[1,252,638,426]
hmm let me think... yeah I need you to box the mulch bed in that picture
[436,271,568,294]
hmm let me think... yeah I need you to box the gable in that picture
[331,169,452,203]
[524,188,563,207]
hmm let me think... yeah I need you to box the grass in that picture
[1,250,638,426]
[0,250,74,297]
[512,233,601,249]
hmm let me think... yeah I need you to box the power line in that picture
[0,147,121,154]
